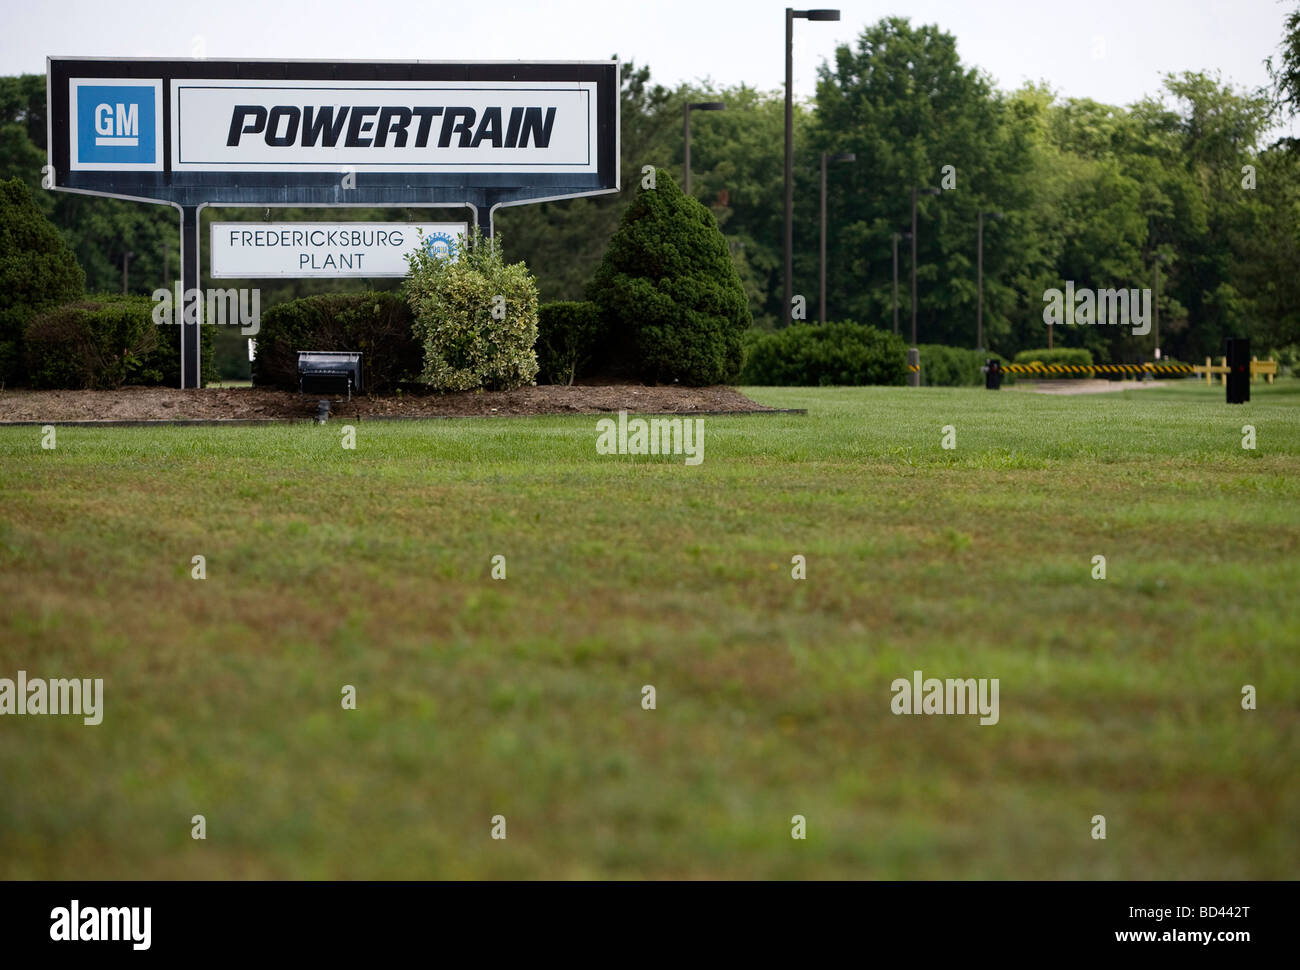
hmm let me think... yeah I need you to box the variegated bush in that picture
[404,227,540,392]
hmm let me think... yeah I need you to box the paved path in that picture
[1014,378,1161,395]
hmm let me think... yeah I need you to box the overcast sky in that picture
[4,0,1296,138]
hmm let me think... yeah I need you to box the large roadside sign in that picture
[48,58,620,210]
[45,58,620,387]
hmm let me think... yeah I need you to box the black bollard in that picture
[984,359,1002,391]
[1225,338,1250,404]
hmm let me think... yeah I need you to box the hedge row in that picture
[1013,347,1093,367]
[536,301,604,385]
[917,344,1014,386]
[23,295,215,389]
[251,292,419,393]
[740,322,908,386]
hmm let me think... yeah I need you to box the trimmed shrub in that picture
[253,292,419,393]
[142,298,218,387]
[405,227,539,392]
[536,301,604,385]
[739,322,908,386]
[918,344,1013,386]
[588,168,750,386]
[24,296,162,389]
[0,178,85,384]
[1013,347,1093,368]
[1272,344,1299,377]
[214,324,252,381]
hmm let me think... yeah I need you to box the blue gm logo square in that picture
[75,83,159,168]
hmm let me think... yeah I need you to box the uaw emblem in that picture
[424,231,458,260]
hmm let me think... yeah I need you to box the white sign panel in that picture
[174,79,597,173]
[209,222,465,278]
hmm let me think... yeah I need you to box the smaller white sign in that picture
[209,222,465,278]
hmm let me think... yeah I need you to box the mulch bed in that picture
[0,384,789,423]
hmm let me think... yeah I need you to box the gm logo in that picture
[70,79,163,171]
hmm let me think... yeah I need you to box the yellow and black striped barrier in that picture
[1002,362,1195,374]
[907,358,1278,380]
[905,361,1190,375]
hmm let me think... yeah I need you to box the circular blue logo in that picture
[424,232,457,260]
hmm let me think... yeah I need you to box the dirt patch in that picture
[0,384,784,423]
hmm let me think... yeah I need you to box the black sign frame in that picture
[46,57,620,387]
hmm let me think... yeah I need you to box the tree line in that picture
[2,13,1297,365]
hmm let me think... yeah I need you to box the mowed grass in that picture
[0,380,1297,879]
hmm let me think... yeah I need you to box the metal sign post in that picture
[181,205,200,387]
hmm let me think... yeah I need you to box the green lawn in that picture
[1,381,1297,879]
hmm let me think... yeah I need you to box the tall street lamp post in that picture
[1153,252,1168,360]
[785,8,840,321]
[892,230,910,337]
[909,186,940,385]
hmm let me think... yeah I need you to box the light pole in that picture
[819,151,855,324]
[684,101,725,196]
[977,211,1003,352]
[892,230,911,336]
[1152,252,1168,360]
[910,186,940,385]
[785,7,840,321]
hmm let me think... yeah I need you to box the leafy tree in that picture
[497,64,777,323]
[810,18,1036,348]
[1158,72,1273,358]
[1267,3,1300,124]
[496,60,681,304]
[669,83,807,327]
[1234,145,1300,348]
[0,74,176,300]
[0,177,85,383]
[2,20,1298,377]
[0,75,46,204]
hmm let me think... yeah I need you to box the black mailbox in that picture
[297,351,363,402]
